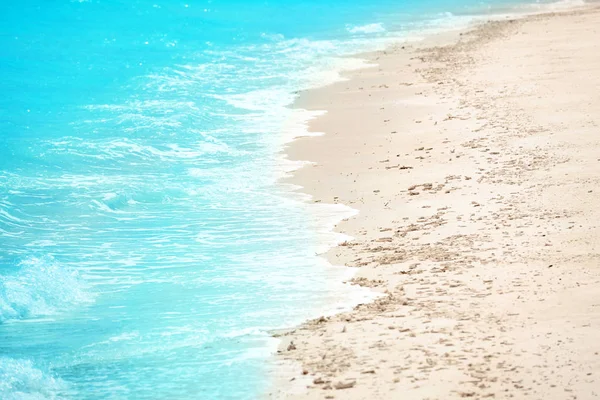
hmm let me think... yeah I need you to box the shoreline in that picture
[270,3,600,399]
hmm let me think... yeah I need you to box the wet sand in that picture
[271,5,600,400]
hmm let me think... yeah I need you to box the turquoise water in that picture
[0,0,578,398]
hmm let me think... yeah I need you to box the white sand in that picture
[271,5,600,400]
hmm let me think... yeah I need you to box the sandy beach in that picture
[271,4,600,399]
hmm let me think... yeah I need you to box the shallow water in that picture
[0,0,581,398]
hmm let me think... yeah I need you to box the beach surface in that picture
[272,5,600,399]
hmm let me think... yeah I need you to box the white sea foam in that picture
[346,22,386,34]
[516,0,587,11]
[0,357,68,400]
[188,33,393,343]
[0,257,91,324]
[24,240,57,248]
[108,331,140,342]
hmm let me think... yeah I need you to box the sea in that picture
[0,0,584,399]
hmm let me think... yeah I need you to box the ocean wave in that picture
[83,99,199,113]
[346,22,386,34]
[0,256,91,324]
[0,357,68,400]
[45,137,234,162]
[0,208,33,229]
[516,0,586,11]
[210,88,296,112]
